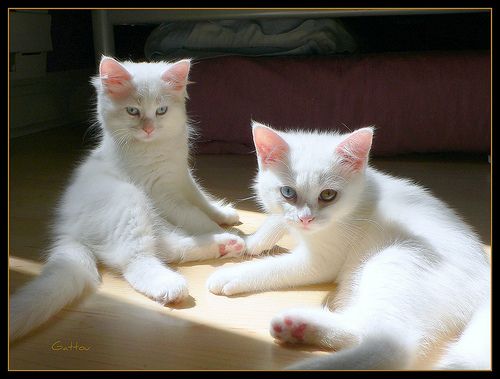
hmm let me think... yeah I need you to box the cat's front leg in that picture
[245,214,286,256]
[185,172,240,226]
[160,197,224,235]
[124,255,189,305]
[206,245,334,296]
[207,201,240,226]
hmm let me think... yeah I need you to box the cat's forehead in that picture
[122,61,171,77]
[121,61,170,87]
[286,131,344,170]
[280,131,348,188]
[120,61,174,99]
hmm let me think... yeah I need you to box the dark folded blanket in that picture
[145,18,357,60]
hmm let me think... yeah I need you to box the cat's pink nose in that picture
[142,125,154,135]
[299,216,315,225]
[142,124,155,135]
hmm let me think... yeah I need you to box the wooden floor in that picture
[8,125,491,371]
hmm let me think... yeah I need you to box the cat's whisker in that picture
[110,129,133,153]
[234,195,257,203]
[339,122,353,133]
[350,218,385,232]
[82,120,102,144]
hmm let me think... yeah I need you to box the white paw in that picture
[270,309,360,349]
[244,234,268,256]
[213,233,246,258]
[270,310,319,345]
[206,266,248,296]
[212,205,240,226]
[143,273,189,305]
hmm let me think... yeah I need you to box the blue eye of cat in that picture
[156,106,168,115]
[280,186,297,200]
[319,189,338,202]
[126,107,140,116]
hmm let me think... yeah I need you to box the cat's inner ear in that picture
[99,57,133,99]
[336,127,374,172]
[161,59,191,91]
[252,122,289,166]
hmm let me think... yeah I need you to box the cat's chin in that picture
[135,133,158,142]
[289,221,327,234]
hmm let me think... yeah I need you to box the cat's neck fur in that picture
[294,171,379,273]
[99,121,191,182]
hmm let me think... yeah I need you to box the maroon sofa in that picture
[186,50,490,156]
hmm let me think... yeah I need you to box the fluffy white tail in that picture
[9,240,100,341]
[287,334,413,370]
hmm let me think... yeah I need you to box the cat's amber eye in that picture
[319,189,337,202]
[280,186,297,200]
[126,107,140,116]
[156,106,168,115]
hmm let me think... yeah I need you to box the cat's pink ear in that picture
[99,57,133,99]
[161,59,191,91]
[252,121,289,166]
[336,127,374,172]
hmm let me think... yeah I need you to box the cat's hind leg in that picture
[99,183,189,304]
[159,227,246,263]
[282,242,460,369]
[270,308,361,350]
[435,297,491,370]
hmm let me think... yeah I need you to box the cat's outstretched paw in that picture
[270,313,316,345]
[213,233,245,258]
[144,273,189,306]
[125,260,190,306]
[270,309,360,349]
[212,205,240,226]
[206,266,248,295]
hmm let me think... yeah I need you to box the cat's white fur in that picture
[207,121,490,370]
[10,57,245,341]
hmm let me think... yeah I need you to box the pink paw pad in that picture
[234,243,243,251]
[273,324,283,333]
[228,239,237,246]
[284,317,293,326]
[218,244,227,256]
[291,323,307,340]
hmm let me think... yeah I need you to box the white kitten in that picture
[10,57,245,341]
[207,121,490,370]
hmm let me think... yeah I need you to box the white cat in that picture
[9,56,245,341]
[207,121,491,370]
